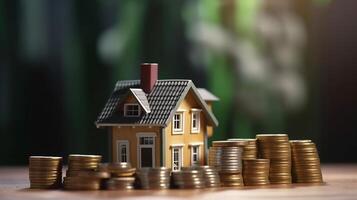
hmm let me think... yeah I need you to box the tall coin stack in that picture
[256,134,292,184]
[228,138,258,159]
[136,167,171,189]
[101,162,136,190]
[63,154,103,190]
[243,159,270,186]
[172,167,205,189]
[29,156,63,189]
[209,141,245,187]
[199,166,221,188]
[290,140,323,183]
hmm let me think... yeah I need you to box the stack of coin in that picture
[209,141,246,172]
[29,156,63,189]
[209,141,245,187]
[101,162,136,190]
[67,154,102,171]
[243,159,270,186]
[228,138,258,159]
[105,177,136,190]
[290,140,323,183]
[63,154,103,190]
[256,134,292,184]
[172,167,205,189]
[199,166,221,188]
[136,167,171,189]
[63,170,110,190]
[219,172,244,187]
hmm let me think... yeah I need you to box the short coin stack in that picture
[228,138,258,159]
[64,154,103,190]
[256,134,292,184]
[243,159,270,186]
[172,167,205,189]
[199,166,221,187]
[136,167,171,189]
[290,140,323,183]
[102,162,136,190]
[209,141,245,187]
[29,156,63,189]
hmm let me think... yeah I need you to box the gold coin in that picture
[63,176,102,184]
[68,162,100,166]
[29,171,61,175]
[213,140,249,147]
[68,154,101,159]
[64,184,100,190]
[30,184,61,189]
[70,170,110,178]
[30,156,62,161]
[256,134,288,137]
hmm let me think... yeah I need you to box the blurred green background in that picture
[1,0,357,165]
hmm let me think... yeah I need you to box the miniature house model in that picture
[96,63,219,171]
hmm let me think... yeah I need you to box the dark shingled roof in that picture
[95,79,218,127]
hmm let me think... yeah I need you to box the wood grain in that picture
[0,164,356,200]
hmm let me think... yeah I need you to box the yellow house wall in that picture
[206,102,214,138]
[110,88,215,169]
[111,126,161,168]
[164,89,207,168]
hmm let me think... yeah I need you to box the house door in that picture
[137,134,155,168]
[140,147,153,167]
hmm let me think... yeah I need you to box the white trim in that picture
[130,88,151,113]
[190,145,200,166]
[136,132,157,138]
[172,111,184,134]
[161,128,166,166]
[170,144,185,147]
[136,132,156,168]
[124,103,141,117]
[171,146,183,171]
[188,142,203,146]
[191,110,201,133]
[116,140,129,163]
[96,123,165,127]
[190,108,202,111]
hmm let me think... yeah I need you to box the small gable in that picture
[165,84,218,127]
[117,89,151,117]
[130,89,151,113]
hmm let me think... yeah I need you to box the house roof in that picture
[197,88,220,101]
[96,79,218,127]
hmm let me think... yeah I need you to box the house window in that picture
[191,145,199,166]
[124,104,140,116]
[139,136,154,145]
[172,147,182,171]
[117,140,129,163]
[191,111,200,133]
[173,112,184,133]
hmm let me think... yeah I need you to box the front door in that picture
[138,134,155,168]
[140,147,153,167]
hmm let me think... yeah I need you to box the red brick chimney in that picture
[140,63,158,93]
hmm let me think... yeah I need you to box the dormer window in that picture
[124,104,140,117]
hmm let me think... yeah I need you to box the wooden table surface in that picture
[0,164,356,200]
